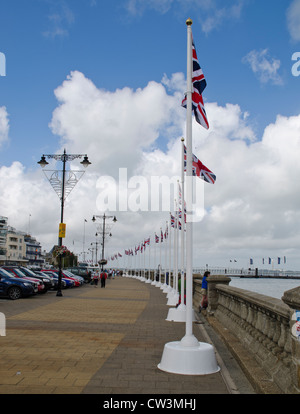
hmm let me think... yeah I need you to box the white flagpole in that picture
[179,142,186,311]
[169,214,172,288]
[153,233,157,284]
[175,199,179,296]
[181,18,197,347]
[158,18,219,375]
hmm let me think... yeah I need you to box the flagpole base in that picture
[166,305,196,322]
[167,292,179,306]
[158,340,219,375]
[163,285,172,294]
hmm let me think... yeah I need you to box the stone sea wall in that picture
[193,275,300,394]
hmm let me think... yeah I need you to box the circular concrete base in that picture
[158,340,220,375]
[166,305,196,322]
[167,292,179,306]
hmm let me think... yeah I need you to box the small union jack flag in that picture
[184,145,216,184]
[182,38,209,129]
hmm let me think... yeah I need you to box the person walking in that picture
[100,270,107,288]
[93,271,99,287]
[200,271,210,311]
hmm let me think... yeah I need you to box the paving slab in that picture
[0,275,255,396]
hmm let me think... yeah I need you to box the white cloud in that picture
[43,1,75,38]
[49,70,181,177]
[124,0,244,34]
[287,0,300,42]
[0,106,9,149]
[2,71,300,269]
[242,49,283,85]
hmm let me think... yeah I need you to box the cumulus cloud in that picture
[43,1,75,38]
[242,49,283,85]
[1,70,300,269]
[287,0,300,42]
[124,0,244,34]
[49,70,181,177]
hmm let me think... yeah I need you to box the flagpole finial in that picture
[186,18,193,26]
[181,137,185,142]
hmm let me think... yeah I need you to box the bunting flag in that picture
[181,38,209,129]
[184,145,216,184]
[164,225,168,239]
[171,215,175,228]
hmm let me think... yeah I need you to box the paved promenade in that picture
[0,275,256,395]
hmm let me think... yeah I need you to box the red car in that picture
[2,267,45,293]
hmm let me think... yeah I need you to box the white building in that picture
[0,216,8,263]
[5,227,27,265]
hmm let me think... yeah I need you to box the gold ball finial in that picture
[181,137,185,142]
[186,18,193,26]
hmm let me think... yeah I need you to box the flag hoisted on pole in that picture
[158,18,219,376]
[181,34,209,129]
[182,17,197,348]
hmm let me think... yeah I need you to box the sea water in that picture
[228,277,300,300]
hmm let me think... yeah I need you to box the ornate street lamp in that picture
[38,149,91,296]
[92,214,117,270]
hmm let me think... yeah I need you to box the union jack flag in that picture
[171,214,181,230]
[155,234,159,243]
[182,37,209,129]
[171,215,175,228]
[184,145,216,184]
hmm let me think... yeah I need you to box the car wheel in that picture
[7,286,22,300]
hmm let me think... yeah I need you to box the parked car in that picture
[34,271,62,290]
[63,270,84,285]
[0,268,38,299]
[2,266,45,293]
[41,269,74,288]
[19,267,54,292]
[60,271,80,287]
[66,267,92,283]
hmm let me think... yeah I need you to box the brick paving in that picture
[0,276,255,394]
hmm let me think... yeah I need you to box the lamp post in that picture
[92,214,117,270]
[38,149,91,296]
[90,233,100,266]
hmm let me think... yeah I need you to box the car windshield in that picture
[0,268,15,277]
[20,267,37,277]
[63,271,74,277]
[12,268,27,277]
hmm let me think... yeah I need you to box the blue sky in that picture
[0,0,299,166]
[1,0,300,271]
